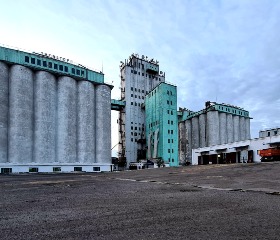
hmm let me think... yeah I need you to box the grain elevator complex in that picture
[0,45,112,173]
[0,45,277,174]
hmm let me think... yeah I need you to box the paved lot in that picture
[1,162,280,239]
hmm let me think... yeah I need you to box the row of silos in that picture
[178,110,250,164]
[0,62,111,164]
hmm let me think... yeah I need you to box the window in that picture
[142,73,144,76]
[131,102,133,105]
[54,63,58,69]
[168,139,170,143]
[29,167,38,173]
[64,66,68,72]
[53,167,61,172]
[168,149,170,153]
[135,127,137,130]
[131,70,133,73]
[171,130,173,134]
[267,132,270,137]
[131,138,133,142]
[168,130,170,134]
[138,72,140,75]
[71,68,75,74]
[135,88,137,91]
[48,62,52,68]
[77,69,80,75]
[25,56,30,63]
[74,167,82,171]
[170,92,172,95]
[134,70,137,74]
[167,90,169,95]
[1,168,12,174]
[81,70,84,76]
[171,101,173,105]
[172,139,174,143]
[131,132,133,136]
[171,111,173,115]
[172,149,174,153]
[159,78,161,81]
[131,126,133,130]
[167,100,169,104]
[171,121,173,125]
[43,61,47,67]
[31,58,35,64]
[93,167,100,172]
[135,95,137,98]
[131,87,133,91]
[59,65,63,71]
[131,94,133,97]
[172,159,174,162]
[134,132,137,136]
[134,102,137,106]
[274,131,278,135]
[37,59,41,66]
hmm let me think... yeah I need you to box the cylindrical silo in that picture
[239,117,246,141]
[191,117,199,149]
[207,111,220,146]
[34,71,56,164]
[185,120,192,162]
[0,62,9,163]
[233,115,240,142]
[245,118,251,139]
[57,76,77,163]
[199,114,206,148]
[227,114,233,143]
[77,81,95,163]
[95,84,111,164]
[9,65,33,164]
[219,112,227,144]
[178,121,186,165]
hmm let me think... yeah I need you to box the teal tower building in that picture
[145,82,178,166]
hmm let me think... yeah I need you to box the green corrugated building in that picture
[145,82,178,166]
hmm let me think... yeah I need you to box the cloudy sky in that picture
[1,0,279,153]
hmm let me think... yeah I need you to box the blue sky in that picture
[1,0,279,152]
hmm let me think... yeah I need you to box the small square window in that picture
[64,66,68,72]
[31,58,35,64]
[168,149,170,153]
[37,59,41,66]
[131,70,133,73]
[74,167,82,171]
[131,94,133,97]
[48,62,52,68]
[131,87,133,91]
[168,139,170,143]
[72,68,75,74]
[43,61,47,67]
[25,56,30,63]
[59,65,64,71]
[167,100,169,104]
[81,70,84,76]
[93,167,100,172]
[171,130,173,134]
[168,120,170,124]
[54,63,58,69]
[53,167,61,172]
[77,69,80,75]
[131,102,133,105]
[131,138,133,142]
[131,126,133,130]
[29,167,38,173]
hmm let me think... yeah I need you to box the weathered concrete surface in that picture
[57,76,77,164]
[34,71,56,163]
[0,62,8,163]
[9,65,33,164]
[1,162,280,240]
[95,85,111,164]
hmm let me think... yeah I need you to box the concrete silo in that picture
[219,112,227,144]
[77,81,96,163]
[199,114,206,148]
[9,65,33,164]
[239,117,246,141]
[34,71,56,164]
[227,114,234,143]
[191,117,199,149]
[57,76,77,164]
[233,115,240,142]
[95,85,111,164]
[0,62,8,163]
[207,111,220,146]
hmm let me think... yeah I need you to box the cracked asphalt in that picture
[1,162,280,240]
